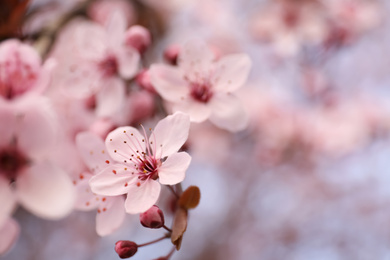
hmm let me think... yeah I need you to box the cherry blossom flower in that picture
[0,96,75,220]
[323,0,381,46]
[150,40,251,132]
[0,39,54,101]
[250,1,328,56]
[51,14,140,118]
[89,112,191,214]
[74,132,126,236]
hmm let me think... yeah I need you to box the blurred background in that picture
[3,0,390,259]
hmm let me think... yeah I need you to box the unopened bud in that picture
[125,25,151,54]
[139,205,165,229]
[115,240,138,259]
[136,69,155,93]
[163,44,181,65]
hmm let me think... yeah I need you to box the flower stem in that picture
[163,225,172,233]
[167,185,179,199]
[137,234,170,247]
[165,246,176,259]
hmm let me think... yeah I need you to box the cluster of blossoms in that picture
[2,0,390,259]
[0,0,251,258]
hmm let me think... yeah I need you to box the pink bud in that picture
[163,44,181,65]
[139,205,165,229]
[125,25,151,54]
[89,118,115,139]
[136,69,155,93]
[115,240,138,259]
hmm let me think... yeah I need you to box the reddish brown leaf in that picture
[171,208,188,250]
[178,185,201,210]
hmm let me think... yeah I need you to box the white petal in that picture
[89,164,135,196]
[0,218,19,256]
[149,64,189,102]
[76,132,109,173]
[212,54,251,92]
[209,93,249,132]
[105,126,145,163]
[159,152,191,185]
[15,162,75,219]
[95,78,125,117]
[153,112,190,158]
[172,98,211,123]
[96,196,126,236]
[124,179,161,214]
[0,176,16,228]
[116,47,140,79]
[13,96,58,160]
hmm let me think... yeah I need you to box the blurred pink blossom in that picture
[150,40,251,132]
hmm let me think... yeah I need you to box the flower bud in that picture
[125,25,151,54]
[136,69,155,93]
[115,240,138,259]
[139,205,165,229]
[163,44,181,65]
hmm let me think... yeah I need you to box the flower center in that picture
[190,82,213,103]
[98,55,118,77]
[137,156,160,181]
[0,147,29,182]
[282,8,300,28]
[0,57,38,99]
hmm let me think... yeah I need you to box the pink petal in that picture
[75,22,106,60]
[31,57,57,95]
[105,126,145,163]
[158,152,191,185]
[208,93,249,132]
[0,176,16,227]
[0,218,19,256]
[149,64,188,102]
[0,101,15,147]
[212,54,251,92]
[96,196,126,236]
[116,46,140,79]
[172,98,211,123]
[89,164,135,196]
[124,179,161,214]
[105,11,127,49]
[76,132,110,173]
[74,173,100,211]
[95,78,125,117]
[59,61,101,98]
[178,40,215,77]
[153,112,190,158]
[13,96,58,160]
[15,162,76,219]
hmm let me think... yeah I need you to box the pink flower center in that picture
[190,82,213,103]
[137,156,160,181]
[282,8,300,28]
[0,147,29,182]
[0,54,38,99]
[121,126,162,182]
[98,55,118,77]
